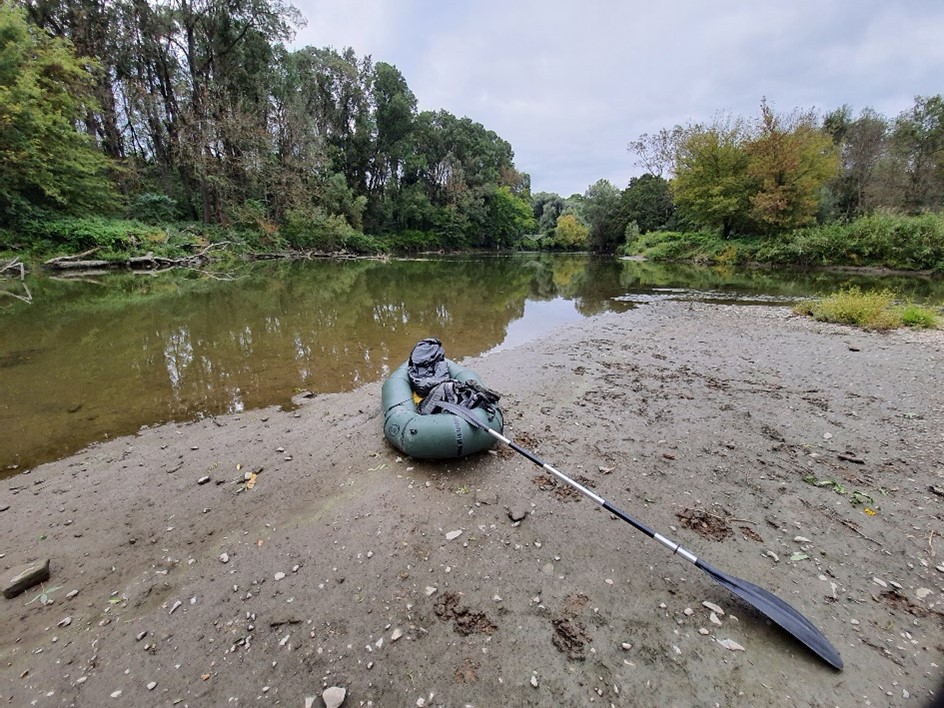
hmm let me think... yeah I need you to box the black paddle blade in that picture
[697,559,843,670]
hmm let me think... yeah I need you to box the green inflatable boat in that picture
[381,358,503,459]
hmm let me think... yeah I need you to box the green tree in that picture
[745,102,839,232]
[823,105,890,218]
[581,179,623,251]
[672,119,754,238]
[552,213,588,249]
[482,185,535,248]
[618,173,675,233]
[0,2,116,224]
[891,94,944,212]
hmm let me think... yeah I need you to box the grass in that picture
[794,286,941,330]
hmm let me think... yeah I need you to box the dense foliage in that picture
[2,0,943,267]
[3,0,532,253]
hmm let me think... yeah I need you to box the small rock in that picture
[274,572,286,581]
[219,553,229,564]
[111,690,122,698]
[507,507,528,522]
[916,588,932,600]
[445,530,462,541]
[65,589,79,599]
[197,475,210,485]
[620,642,632,650]
[710,613,722,626]
[718,638,745,651]
[3,558,51,599]
[683,608,694,616]
[702,601,724,616]
[604,578,614,585]
[530,675,539,688]
[424,586,438,597]
[136,631,148,641]
[57,617,72,628]
[169,600,182,614]
[391,628,403,641]
[699,628,710,635]
[794,536,811,543]
[872,577,887,588]
[322,686,346,708]
[766,550,779,562]
[147,682,157,691]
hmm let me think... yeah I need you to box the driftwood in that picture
[0,257,32,303]
[43,242,231,272]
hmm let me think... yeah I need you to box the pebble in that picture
[702,601,724,615]
[605,578,614,585]
[620,642,632,650]
[274,572,286,581]
[57,617,72,628]
[147,682,157,691]
[709,613,722,626]
[718,638,745,652]
[424,586,438,596]
[530,675,539,688]
[66,589,79,599]
[197,476,210,485]
[794,536,811,543]
[683,608,694,616]
[169,600,182,614]
[872,577,888,588]
[916,588,932,600]
[219,553,229,563]
[508,507,528,522]
[391,628,403,641]
[111,690,122,698]
[322,686,346,708]
[699,628,710,635]
[445,530,462,541]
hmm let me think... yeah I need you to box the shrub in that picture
[127,193,180,224]
[898,303,939,328]
[795,286,901,330]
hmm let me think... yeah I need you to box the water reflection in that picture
[1,254,941,474]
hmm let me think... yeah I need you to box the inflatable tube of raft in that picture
[381,359,503,459]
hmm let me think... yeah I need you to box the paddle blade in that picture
[697,559,843,670]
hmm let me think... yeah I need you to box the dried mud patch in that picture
[434,592,497,636]
[532,473,595,501]
[675,507,733,541]
[552,593,592,660]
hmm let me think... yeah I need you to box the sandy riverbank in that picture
[2,301,943,707]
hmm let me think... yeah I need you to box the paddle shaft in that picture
[488,428,699,565]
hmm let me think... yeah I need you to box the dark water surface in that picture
[2,254,942,473]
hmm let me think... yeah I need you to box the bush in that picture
[127,193,180,224]
[794,286,906,330]
[20,216,164,256]
[898,303,939,328]
[380,229,440,253]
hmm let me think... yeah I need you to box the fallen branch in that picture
[1,257,26,279]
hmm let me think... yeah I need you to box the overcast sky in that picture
[290,1,944,196]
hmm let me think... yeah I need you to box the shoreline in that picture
[2,301,943,707]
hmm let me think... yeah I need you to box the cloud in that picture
[290,0,944,195]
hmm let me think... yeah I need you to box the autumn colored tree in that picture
[745,102,839,232]
[553,213,589,249]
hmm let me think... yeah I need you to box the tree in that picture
[552,213,588,249]
[581,179,623,251]
[823,105,890,218]
[0,2,116,224]
[672,118,754,238]
[628,125,689,177]
[891,94,944,212]
[618,174,675,233]
[745,102,839,232]
[482,185,535,248]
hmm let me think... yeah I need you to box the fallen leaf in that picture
[789,552,809,562]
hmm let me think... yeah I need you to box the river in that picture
[1,253,941,474]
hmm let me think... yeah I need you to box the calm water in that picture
[2,253,942,473]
